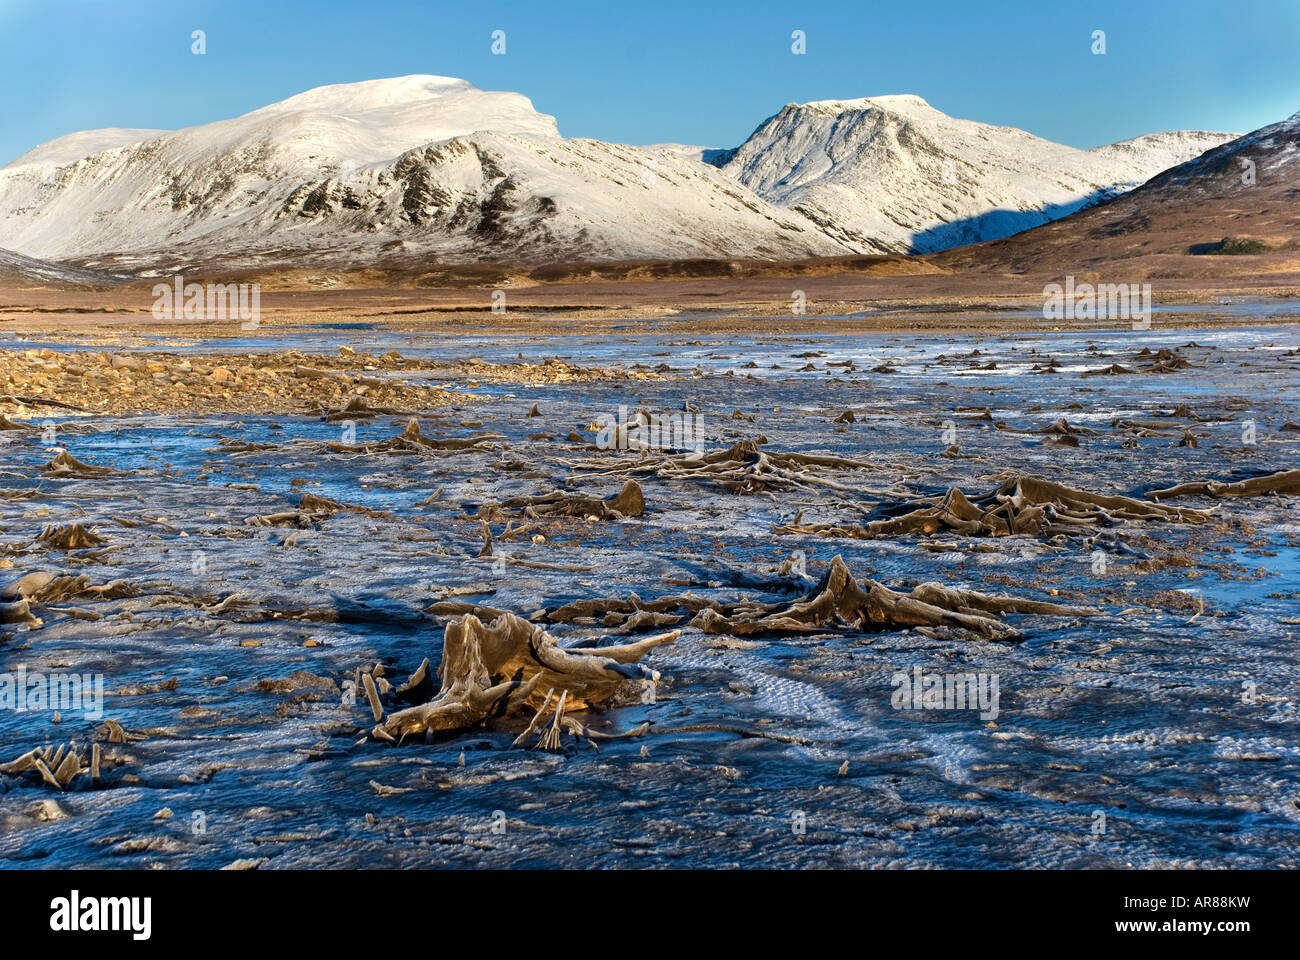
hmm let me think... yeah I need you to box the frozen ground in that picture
[1,322,1297,868]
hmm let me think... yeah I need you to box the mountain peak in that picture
[253,75,479,116]
[800,93,935,115]
[230,74,560,149]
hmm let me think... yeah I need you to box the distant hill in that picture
[933,111,1300,278]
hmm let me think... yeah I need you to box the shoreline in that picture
[2,300,1298,342]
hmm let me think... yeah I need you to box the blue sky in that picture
[2,0,1298,165]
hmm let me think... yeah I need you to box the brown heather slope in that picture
[931,111,1300,281]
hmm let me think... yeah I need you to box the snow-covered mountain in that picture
[1085,130,1239,170]
[0,76,843,271]
[0,76,1236,272]
[712,95,1235,254]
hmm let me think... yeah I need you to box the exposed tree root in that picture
[995,418,1098,437]
[1081,363,1136,378]
[1111,418,1188,439]
[245,491,393,527]
[478,479,646,521]
[1136,348,1196,373]
[1145,469,1300,500]
[648,723,811,745]
[41,451,117,478]
[4,571,137,603]
[1160,402,1212,422]
[1081,350,1195,378]
[0,598,38,625]
[543,556,1096,641]
[0,488,41,500]
[567,438,877,495]
[0,571,139,628]
[34,523,108,550]
[425,599,507,620]
[776,474,1209,540]
[685,556,1097,641]
[0,742,91,789]
[319,396,413,421]
[371,612,677,741]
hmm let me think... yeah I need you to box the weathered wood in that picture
[1146,469,1300,501]
[362,673,384,722]
[373,613,676,742]
[777,475,1209,540]
[547,556,1098,642]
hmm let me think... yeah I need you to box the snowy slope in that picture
[1086,130,1239,170]
[714,95,1236,254]
[0,76,844,269]
[1156,110,1300,183]
[9,129,170,169]
[0,247,132,286]
[640,143,733,165]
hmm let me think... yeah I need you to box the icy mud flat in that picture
[1,322,1298,869]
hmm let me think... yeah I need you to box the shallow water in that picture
[1,321,1297,868]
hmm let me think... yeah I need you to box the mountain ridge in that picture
[715,95,1236,254]
[0,75,1241,273]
